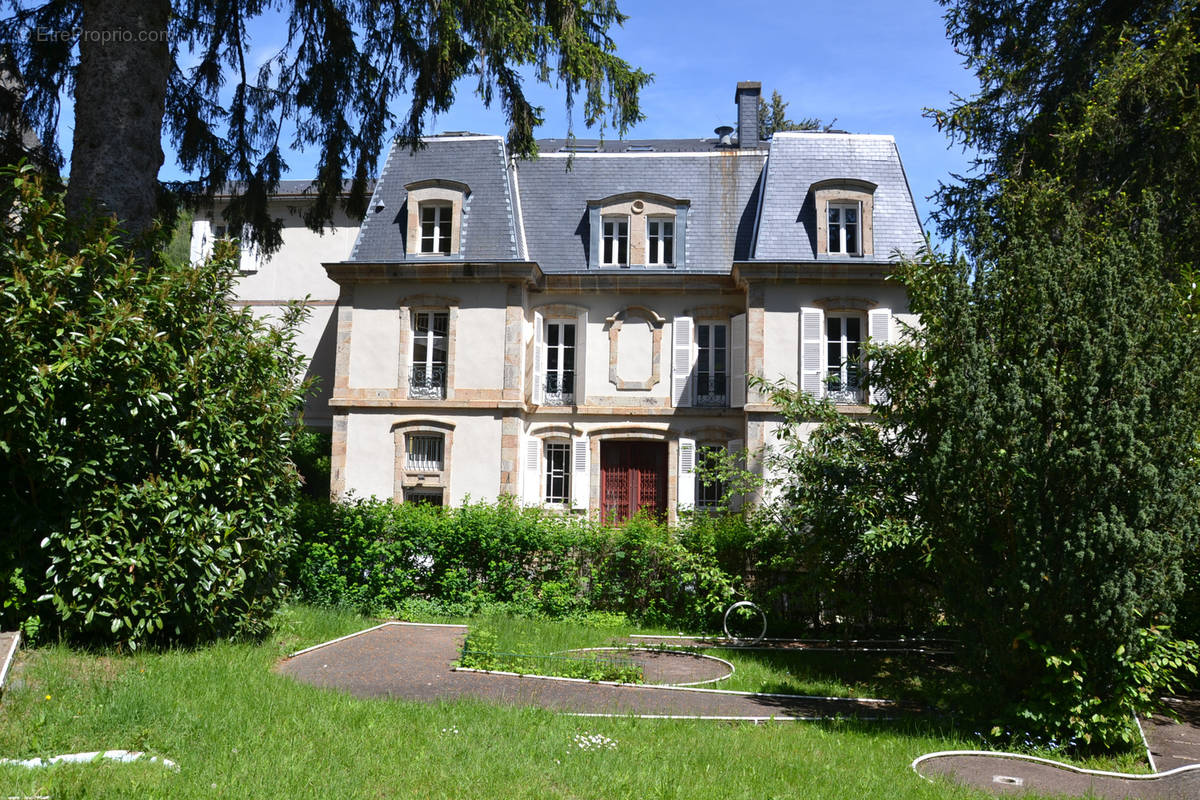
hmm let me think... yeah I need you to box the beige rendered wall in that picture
[760,282,913,386]
[192,201,358,430]
[533,290,740,407]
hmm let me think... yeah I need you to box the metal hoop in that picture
[722,600,767,645]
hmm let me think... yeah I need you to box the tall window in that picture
[647,218,674,265]
[406,434,444,471]
[603,217,628,265]
[411,311,448,398]
[695,323,728,406]
[695,445,725,510]
[420,203,452,254]
[826,314,862,403]
[544,441,571,505]
[827,203,859,255]
[544,321,576,405]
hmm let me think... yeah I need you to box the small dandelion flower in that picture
[44,694,51,700]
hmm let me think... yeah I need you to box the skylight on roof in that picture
[625,144,655,152]
[558,143,600,153]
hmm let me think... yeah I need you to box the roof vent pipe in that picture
[715,125,735,146]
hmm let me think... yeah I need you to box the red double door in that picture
[600,441,667,523]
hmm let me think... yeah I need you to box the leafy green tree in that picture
[0,0,650,244]
[0,165,308,646]
[932,1,1200,268]
[882,180,1200,747]
[756,90,821,139]
[750,377,933,633]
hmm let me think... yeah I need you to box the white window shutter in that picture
[190,219,212,264]
[677,437,696,510]
[730,313,747,407]
[800,308,824,399]
[522,436,542,505]
[532,310,544,405]
[728,438,745,511]
[671,316,694,407]
[868,307,893,406]
[239,225,260,273]
[571,435,589,510]
[574,309,588,404]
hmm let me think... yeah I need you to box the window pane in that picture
[844,208,857,224]
[545,443,571,503]
[846,317,860,341]
[828,207,840,224]
[845,221,858,254]
[604,235,614,263]
[827,317,840,340]
[698,325,710,348]
[663,237,673,264]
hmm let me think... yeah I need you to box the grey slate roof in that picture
[346,130,923,269]
[351,135,518,262]
[516,149,766,272]
[753,132,923,262]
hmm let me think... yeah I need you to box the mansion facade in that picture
[193,82,922,522]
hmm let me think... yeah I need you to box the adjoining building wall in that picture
[192,201,360,430]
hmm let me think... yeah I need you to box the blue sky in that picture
[148,0,978,234]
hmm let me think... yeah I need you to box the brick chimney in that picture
[735,81,761,149]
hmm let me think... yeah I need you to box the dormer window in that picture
[647,218,674,265]
[812,179,876,258]
[404,179,469,257]
[827,203,859,255]
[588,193,689,269]
[603,217,629,265]
[420,203,452,254]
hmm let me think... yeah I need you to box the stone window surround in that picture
[526,423,579,510]
[605,305,665,391]
[392,419,456,504]
[588,192,689,269]
[398,294,460,400]
[811,179,876,258]
[530,303,589,406]
[809,297,879,406]
[404,179,470,256]
[685,425,743,512]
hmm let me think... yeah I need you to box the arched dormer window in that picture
[811,179,876,257]
[586,192,689,269]
[405,179,470,256]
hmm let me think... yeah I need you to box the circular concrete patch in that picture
[563,647,733,686]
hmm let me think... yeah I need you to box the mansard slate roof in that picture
[347,129,922,269]
[352,135,520,262]
[753,132,924,262]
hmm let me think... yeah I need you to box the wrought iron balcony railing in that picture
[410,364,446,399]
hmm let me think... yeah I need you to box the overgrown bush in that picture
[0,165,308,647]
[289,497,741,629]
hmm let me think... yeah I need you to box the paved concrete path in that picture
[275,622,904,720]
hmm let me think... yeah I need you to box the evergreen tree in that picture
[932,1,1200,268]
[881,180,1200,747]
[0,1,649,245]
[756,90,821,139]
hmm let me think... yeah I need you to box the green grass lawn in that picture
[0,605,1127,798]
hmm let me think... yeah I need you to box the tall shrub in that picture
[0,166,308,646]
[884,181,1200,746]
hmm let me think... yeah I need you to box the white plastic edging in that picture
[450,665,893,704]
[910,750,1200,783]
[286,620,468,659]
[553,646,735,687]
[0,631,20,692]
[1135,716,1158,773]
[0,750,178,770]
